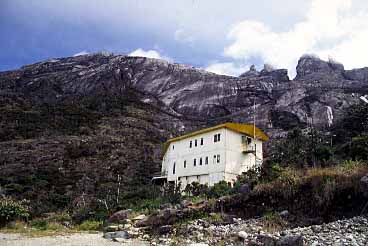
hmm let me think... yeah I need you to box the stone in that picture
[276,235,304,246]
[103,232,115,240]
[238,230,248,239]
[360,174,368,198]
[180,200,193,208]
[105,225,119,232]
[239,184,251,196]
[112,237,127,243]
[279,210,289,218]
[114,231,130,239]
[257,234,277,246]
[132,214,146,221]
[159,203,172,210]
[108,209,132,224]
[158,225,173,234]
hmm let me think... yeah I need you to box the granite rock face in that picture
[1,52,368,211]
[1,52,367,138]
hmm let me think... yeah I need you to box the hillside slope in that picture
[0,52,367,214]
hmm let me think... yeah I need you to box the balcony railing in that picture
[242,144,255,154]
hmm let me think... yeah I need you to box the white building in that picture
[155,123,269,188]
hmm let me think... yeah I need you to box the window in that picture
[200,138,203,145]
[178,177,181,181]
[190,141,192,148]
[200,157,203,165]
[184,160,187,168]
[195,139,197,147]
[213,155,216,164]
[205,156,208,165]
[173,162,176,174]
[214,133,221,142]
[217,155,220,163]
[194,158,197,167]
[172,145,175,150]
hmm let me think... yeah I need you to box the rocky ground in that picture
[0,216,367,245]
[101,215,368,245]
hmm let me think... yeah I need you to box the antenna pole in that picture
[253,97,256,166]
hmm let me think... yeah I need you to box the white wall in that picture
[163,128,226,186]
[161,127,264,187]
[224,128,263,183]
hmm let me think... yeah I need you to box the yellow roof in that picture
[163,122,269,156]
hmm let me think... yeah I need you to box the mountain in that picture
[0,52,367,214]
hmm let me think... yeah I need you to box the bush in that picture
[0,197,29,227]
[206,181,232,198]
[76,220,102,231]
[261,211,286,232]
[30,219,48,230]
[30,219,65,231]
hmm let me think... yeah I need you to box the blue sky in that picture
[1,0,368,77]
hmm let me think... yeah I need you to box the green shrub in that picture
[30,219,66,231]
[46,212,71,223]
[206,181,232,198]
[76,220,102,231]
[261,211,286,232]
[30,219,48,230]
[0,197,29,227]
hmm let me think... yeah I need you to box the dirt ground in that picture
[0,232,149,246]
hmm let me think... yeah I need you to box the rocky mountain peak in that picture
[239,64,289,82]
[239,65,259,77]
[295,54,345,80]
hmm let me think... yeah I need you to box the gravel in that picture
[149,216,368,245]
[0,232,148,246]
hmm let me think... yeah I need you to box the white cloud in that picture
[223,0,368,77]
[174,29,196,44]
[73,50,89,56]
[205,62,247,76]
[128,48,172,62]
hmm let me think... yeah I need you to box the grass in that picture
[0,217,102,237]
[261,211,287,232]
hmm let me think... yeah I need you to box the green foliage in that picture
[75,220,102,231]
[30,219,66,231]
[45,212,71,223]
[235,166,261,189]
[30,219,48,230]
[261,211,286,232]
[208,213,223,223]
[269,128,311,168]
[206,181,232,198]
[0,197,29,227]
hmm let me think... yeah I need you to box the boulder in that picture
[103,232,115,240]
[157,225,173,234]
[104,225,119,232]
[257,234,277,246]
[132,214,146,221]
[360,174,368,198]
[103,230,130,240]
[279,210,289,218]
[238,230,248,239]
[159,203,172,210]
[108,209,132,223]
[276,235,304,246]
[180,200,193,208]
[136,208,179,227]
[239,184,251,197]
[114,231,130,239]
